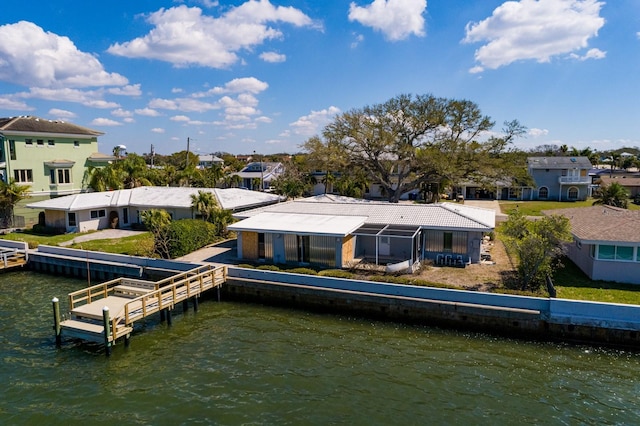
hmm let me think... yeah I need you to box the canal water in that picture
[1,271,639,425]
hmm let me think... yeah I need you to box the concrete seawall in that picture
[224,267,640,348]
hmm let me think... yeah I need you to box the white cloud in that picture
[172,87,184,93]
[528,128,549,137]
[0,97,33,111]
[151,127,165,133]
[351,33,365,48]
[107,3,318,68]
[108,84,142,96]
[17,87,121,108]
[260,51,286,62]
[570,47,605,60]
[84,100,120,109]
[48,108,76,119]
[149,97,218,112]
[290,106,341,136]
[91,118,122,126]
[193,77,268,97]
[135,107,161,117]
[463,0,606,72]
[348,0,426,41]
[111,108,133,118]
[170,115,191,122]
[0,21,128,88]
[123,117,135,123]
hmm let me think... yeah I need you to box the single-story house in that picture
[27,186,283,233]
[597,176,640,198]
[545,206,640,285]
[228,195,495,270]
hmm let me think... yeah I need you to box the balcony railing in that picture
[558,176,591,184]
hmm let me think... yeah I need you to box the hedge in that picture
[167,219,217,258]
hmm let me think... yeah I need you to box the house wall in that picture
[564,240,595,279]
[1,134,98,196]
[530,169,589,201]
[566,240,640,285]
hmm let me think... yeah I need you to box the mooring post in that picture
[52,297,61,347]
[102,306,112,357]
[217,285,221,302]
[166,308,172,326]
[160,309,166,322]
[193,296,199,312]
[183,299,189,312]
[124,334,131,348]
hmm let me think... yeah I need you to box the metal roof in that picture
[233,196,495,232]
[228,212,367,237]
[27,187,283,212]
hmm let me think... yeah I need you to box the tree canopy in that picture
[304,93,526,202]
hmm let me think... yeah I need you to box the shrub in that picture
[256,264,281,271]
[237,263,255,269]
[318,269,355,279]
[286,267,318,275]
[31,224,65,235]
[166,219,217,258]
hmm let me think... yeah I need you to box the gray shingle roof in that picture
[0,116,103,136]
[528,156,592,169]
[544,206,640,243]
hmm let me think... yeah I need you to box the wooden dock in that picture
[53,264,227,351]
[0,248,27,271]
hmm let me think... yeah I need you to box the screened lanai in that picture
[352,223,421,266]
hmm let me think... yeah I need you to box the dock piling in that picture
[102,306,112,356]
[52,297,61,347]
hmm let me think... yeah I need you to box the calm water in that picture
[1,271,639,425]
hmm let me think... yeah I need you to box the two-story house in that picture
[527,156,593,201]
[0,115,106,197]
[235,162,285,191]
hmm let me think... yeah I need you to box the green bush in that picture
[166,219,217,258]
[31,224,65,235]
[286,267,318,275]
[319,269,355,279]
[256,264,281,271]
[237,263,255,269]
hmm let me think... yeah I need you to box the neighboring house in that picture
[597,176,640,198]
[197,154,224,169]
[26,186,283,233]
[527,156,593,201]
[0,116,107,197]
[235,162,284,190]
[546,206,640,285]
[228,195,495,269]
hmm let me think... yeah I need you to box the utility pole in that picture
[186,137,190,168]
[150,144,155,168]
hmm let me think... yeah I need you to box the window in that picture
[568,187,578,200]
[25,138,33,147]
[57,169,71,184]
[73,141,80,148]
[14,169,33,183]
[9,140,16,160]
[90,209,106,219]
[50,168,72,184]
[508,187,518,199]
[538,186,549,199]
[37,139,44,147]
[68,212,77,227]
[597,245,635,261]
[443,232,453,252]
[48,139,55,147]
[123,208,129,224]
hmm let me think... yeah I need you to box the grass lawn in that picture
[69,233,154,257]
[553,258,640,305]
[1,230,154,257]
[0,230,76,247]
[499,199,640,216]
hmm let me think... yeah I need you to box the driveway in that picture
[176,239,239,265]
[59,229,146,247]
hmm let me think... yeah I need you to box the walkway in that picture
[60,229,145,247]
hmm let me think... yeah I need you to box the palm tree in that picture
[83,165,123,192]
[0,179,31,228]
[190,190,216,222]
[592,182,629,208]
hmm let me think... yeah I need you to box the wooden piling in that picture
[52,297,61,347]
[166,308,172,326]
[193,296,199,312]
[102,306,111,356]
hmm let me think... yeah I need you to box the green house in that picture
[0,115,111,197]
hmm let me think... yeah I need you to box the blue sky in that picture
[1,0,638,156]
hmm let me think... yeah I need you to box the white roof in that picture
[228,213,367,237]
[233,196,495,232]
[27,187,282,212]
